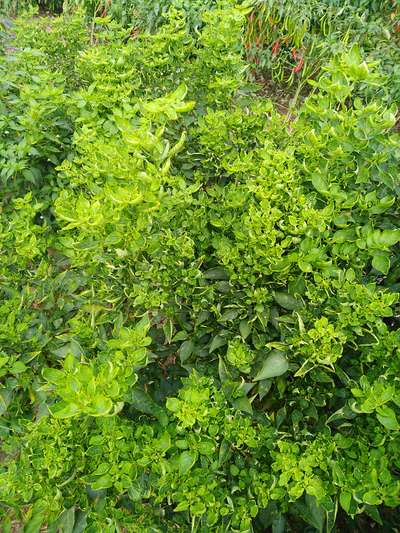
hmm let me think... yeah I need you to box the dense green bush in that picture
[0,0,218,30]
[0,2,399,532]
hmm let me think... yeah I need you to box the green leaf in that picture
[253,351,289,381]
[24,511,45,533]
[179,340,194,363]
[90,396,113,416]
[219,309,240,322]
[239,320,251,339]
[92,463,110,476]
[166,397,180,413]
[311,173,329,194]
[10,361,27,374]
[363,505,382,526]
[172,330,188,342]
[218,356,231,383]
[0,388,13,416]
[72,511,88,533]
[172,82,188,101]
[339,491,352,513]
[376,405,400,430]
[42,367,65,385]
[363,491,382,506]
[128,483,142,502]
[272,515,285,533]
[191,501,206,516]
[218,438,231,466]
[57,507,75,533]
[90,474,112,490]
[64,354,76,371]
[381,229,400,247]
[163,319,174,344]
[174,501,189,512]
[155,431,171,453]
[372,253,390,275]
[203,267,229,280]
[232,395,253,414]
[23,501,47,533]
[305,495,324,532]
[258,379,272,400]
[131,387,168,426]
[273,292,303,311]
[51,401,80,419]
[209,335,226,353]
[178,450,197,474]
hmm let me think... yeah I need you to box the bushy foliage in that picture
[246,0,400,106]
[0,0,218,31]
[0,2,399,532]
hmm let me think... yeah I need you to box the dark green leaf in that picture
[253,351,289,381]
[179,340,194,363]
[203,267,229,280]
[178,450,197,474]
[273,292,303,311]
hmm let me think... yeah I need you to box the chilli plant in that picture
[0,2,400,533]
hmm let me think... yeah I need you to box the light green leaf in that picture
[43,367,65,385]
[0,355,9,369]
[311,173,329,194]
[90,474,112,490]
[51,401,80,419]
[174,501,189,512]
[363,491,382,506]
[10,361,27,374]
[166,397,180,413]
[92,463,110,477]
[339,491,352,513]
[24,510,45,533]
[376,405,400,430]
[89,396,113,417]
[372,253,390,275]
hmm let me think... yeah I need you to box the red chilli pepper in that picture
[271,40,281,55]
[292,47,298,60]
[293,56,304,73]
[102,0,111,16]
